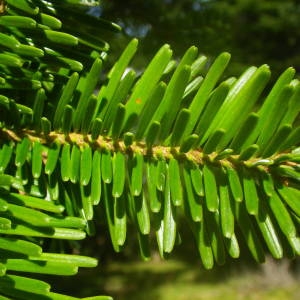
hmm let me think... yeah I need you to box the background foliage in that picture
[100,0,300,76]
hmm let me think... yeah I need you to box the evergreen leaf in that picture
[1,2,300,298]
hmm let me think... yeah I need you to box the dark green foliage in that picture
[0,0,300,299]
[101,0,300,76]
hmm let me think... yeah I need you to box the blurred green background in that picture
[45,224,300,299]
[52,0,300,298]
[98,0,300,78]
